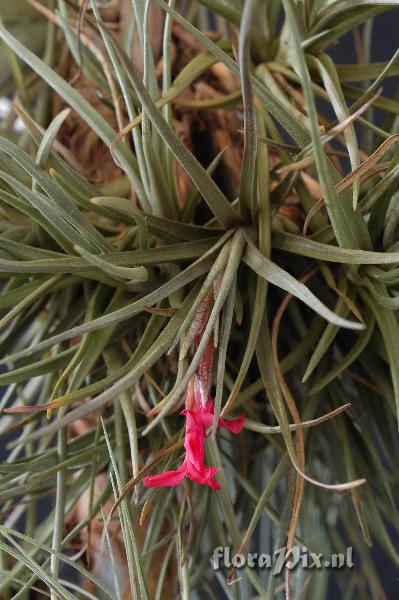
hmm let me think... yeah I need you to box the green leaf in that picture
[237,0,257,220]
[244,238,364,329]
[363,284,399,425]
[308,315,375,394]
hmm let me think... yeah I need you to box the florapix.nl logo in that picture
[211,546,354,575]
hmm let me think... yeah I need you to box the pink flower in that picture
[143,394,245,491]
[143,290,245,491]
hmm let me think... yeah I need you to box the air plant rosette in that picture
[0,1,398,599]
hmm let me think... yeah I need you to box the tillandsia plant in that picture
[0,0,399,598]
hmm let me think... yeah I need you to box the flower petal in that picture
[143,465,186,487]
[184,419,206,468]
[187,462,220,489]
[218,414,245,434]
[188,401,214,426]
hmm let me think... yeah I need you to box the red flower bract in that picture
[143,394,245,491]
